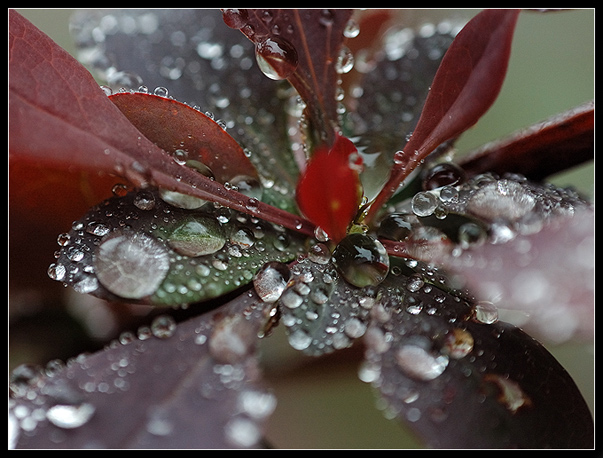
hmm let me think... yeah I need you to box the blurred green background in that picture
[13,9,594,449]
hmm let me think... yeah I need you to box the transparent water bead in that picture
[150,315,177,339]
[332,234,390,288]
[411,191,439,217]
[253,261,290,303]
[467,179,536,222]
[396,340,449,381]
[473,301,499,324]
[45,402,95,429]
[255,36,298,80]
[167,216,226,257]
[95,232,170,299]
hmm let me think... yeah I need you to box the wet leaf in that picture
[50,189,306,306]
[71,8,301,213]
[364,315,594,448]
[368,9,521,220]
[109,92,259,184]
[10,291,277,448]
[295,135,363,242]
[460,101,594,181]
[231,9,353,144]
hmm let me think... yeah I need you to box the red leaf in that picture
[8,10,314,236]
[225,9,353,145]
[108,92,259,184]
[459,101,594,180]
[296,135,362,242]
[367,9,520,221]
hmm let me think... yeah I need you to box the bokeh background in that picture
[12,9,594,448]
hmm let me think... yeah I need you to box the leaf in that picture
[50,189,307,306]
[459,101,594,181]
[9,10,313,236]
[71,9,301,212]
[229,9,353,145]
[109,92,259,184]
[295,135,363,242]
[364,315,594,448]
[10,291,277,448]
[367,9,520,221]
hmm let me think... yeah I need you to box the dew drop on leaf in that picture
[255,36,298,80]
[167,216,226,257]
[94,232,170,299]
[150,315,177,339]
[253,261,290,303]
[332,234,390,288]
[395,339,449,381]
[45,403,95,429]
[411,191,439,217]
[473,301,499,324]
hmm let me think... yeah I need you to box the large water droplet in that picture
[255,36,298,80]
[167,216,226,257]
[95,232,170,299]
[332,234,390,288]
[46,402,95,429]
[222,8,249,29]
[411,191,439,217]
[253,261,291,303]
[467,179,536,222]
[396,340,449,381]
[473,301,499,324]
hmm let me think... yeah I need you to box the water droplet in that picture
[56,233,71,246]
[458,222,487,249]
[238,389,277,419]
[229,175,263,200]
[153,86,169,97]
[473,301,499,324]
[287,328,312,351]
[253,261,291,303]
[159,189,206,210]
[255,36,298,80]
[150,315,176,339]
[405,273,424,293]
[222,8,249,29]
[230,226,256,249]
[343,19,360,38]
[467,179,536,222]
[48,263,66,282]
[224,417,261,447]
[396,340,449,381]
[332,234,390,288]
[46,402,95,429]
[378,213,418,241]
[307,242,331,264]
[133,190,156,211]
[95,232,170,299]
[443,328,474,359]
[167,216,226,257]
[411,191,439,217]
[335,45,354,74]
[422,162,466,190]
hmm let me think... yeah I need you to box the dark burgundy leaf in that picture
[11,291,277,448]
[9,10,313,236]
[229,9,353,145]
[71,9,301,212]
[366,316,593,448]
[109,92,259,184]
[459,101,594,180]
[367,9,520,221]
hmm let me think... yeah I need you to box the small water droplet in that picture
[56,233,71,246]
[222,8,249,29]
[343,19,360,38]
[378,213,417,241]
[411,191,439,217]
[95,232,170,299]
[48,263,66,282]
[133,190,156,211]
[46,403,95,429]
[307,242,331,264]
[332,234,390,288]
[253,262,291,303]
[159,189,206,210]
[150,315,176,339]
[255,36,298,80]
[405,273,424,293]
[396,340,449,381]
[153,86,169,97]
[287,329,312,351]
[443,328,474,359]
[167,216,226,257]
[335,45,354,74]
[473,301,499,324]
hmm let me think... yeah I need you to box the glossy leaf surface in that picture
[368,9,520,220]
[10,291,276,448]
[295,135,363,242]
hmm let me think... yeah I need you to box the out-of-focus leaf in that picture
[230,9,353,145]
[109,92,259,184]
[460,101,594,181]
[10,291,277,448]
[368,9,520,220]
[364,313,594,448]
[343,16,459,200]
[49,189,307,306]
[71,8,301,213]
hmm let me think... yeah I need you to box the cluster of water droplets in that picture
[48,187,305,306]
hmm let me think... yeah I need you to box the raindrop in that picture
[307,242,331,264]
[238,389,277,420]
[224,417,261,447]
[288,329,312,351]
[442,328,474,359]
[411,191,439,217]
[150,315,176,339]
[405,273,424,293]
[153,86,169,97]
[48,263,66,282]
[473,301,499,324]
[230,226,256,249]
[396,340,449,381]
[332,234,390,288]
[133,190,156,211]
[255,36,299,80]
[467,179,536,222]
[46,403,95,429]
[378,213,417,241]
[343,19,360,38]
[94,232,170,299]
[335,46,354,74]
[56,233,71,247]
[422,162,466,190]
[229,175,263,200]
[167,216,226,257]
[458,222,487,249]
[253,261,291,303]
[222,9,249,29]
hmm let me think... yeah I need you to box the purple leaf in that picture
[10,291,277,448]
